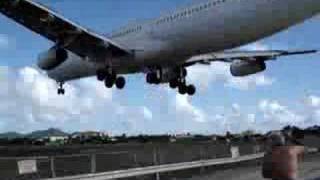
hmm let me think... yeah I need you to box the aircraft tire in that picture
[146,73,152,84]
[187,85,196,96]
[146,73,156,84]
[169,79,178,89]
[96,70,106,81]
[104,75,115,88]
[115,76,126,89]
[57,88,65,95]
[178,84,187,95]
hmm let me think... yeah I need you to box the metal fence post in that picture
[153,148,160,180]
[50,157,56,178]
[133,153,137,167]
[91,154,96,174]
[200,146,205,174]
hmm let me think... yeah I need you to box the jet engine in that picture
[37,47,68,71]
[230,60,266,77]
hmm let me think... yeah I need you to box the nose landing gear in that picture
[57,82,65,95]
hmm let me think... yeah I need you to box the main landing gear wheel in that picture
[104,73,126,90]
[186,85,196,96]
[177,83,196,96]
[169,79,179,89]
[104,75,115,88]
[173,68,196,96]
[178,84,187,95]
[115,76,126,89]
[96,69,107,81]
[97,67,127,90]
[146,72,161,84]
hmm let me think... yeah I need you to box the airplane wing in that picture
[0,0,130,60]
[185,50,318,66]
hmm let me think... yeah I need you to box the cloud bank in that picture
[0,64,317,135]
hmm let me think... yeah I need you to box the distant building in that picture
[47,136,68,142]
[71,131,109,141]
[169,137,177,143]
[173,133,194,139]
[210,135,218,141]
[37,135,69,145]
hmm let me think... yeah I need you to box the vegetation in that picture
[0,125,318,146]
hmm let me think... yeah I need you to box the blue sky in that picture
[0,0,319,135]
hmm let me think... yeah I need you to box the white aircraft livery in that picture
[0,0,319,96]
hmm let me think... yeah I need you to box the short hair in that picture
[291,128,304,139]
[266,131,285,147]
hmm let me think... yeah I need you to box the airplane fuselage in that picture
[47,0,320,82]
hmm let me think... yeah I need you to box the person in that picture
[262,128,305,180]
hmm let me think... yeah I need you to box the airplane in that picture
[0,0,319,96]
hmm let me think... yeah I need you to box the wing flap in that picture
[185,50,318,66]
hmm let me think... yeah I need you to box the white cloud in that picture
[142,106,153,120]
[0,34,9,49]
[0,66,140,133]
[188,62,274,91]
[226,74,274,90]
[304,95,320,108]
[0,66,163,134]
[175,94,206,123]
[187,41,275,92]
[215,103,258,134]
[0,65,318,135]
[258,99,305,129]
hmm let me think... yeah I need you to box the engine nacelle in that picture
[230,60,266,77]
[37,47,68,71]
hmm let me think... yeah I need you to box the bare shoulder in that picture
[288,146,305,154]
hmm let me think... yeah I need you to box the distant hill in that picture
[0,128,69,139]
[305,125,320,133]
[0,132,23,140]
[26,128,69,139]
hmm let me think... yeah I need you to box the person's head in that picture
[284,127,305,145]
[291,128,305,143]
[266,131,286,147]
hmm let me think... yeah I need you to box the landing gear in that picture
[146,70,161,85]
[178,83,187,95]
[104,74,115,88]
[57,88,65,95]
[115,76,126,89]
[97,69,126,90]
[172,67,196,96]
[57,82,65,95]
[175,80,196,96]
[146,66,196,96]
[186,84,196,96]
[96,69,107,81]
[169,79,179,89]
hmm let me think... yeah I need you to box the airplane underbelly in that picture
[47,55,141,82]
[171,0,320,56]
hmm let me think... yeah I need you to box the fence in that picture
[0,143,265,180]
